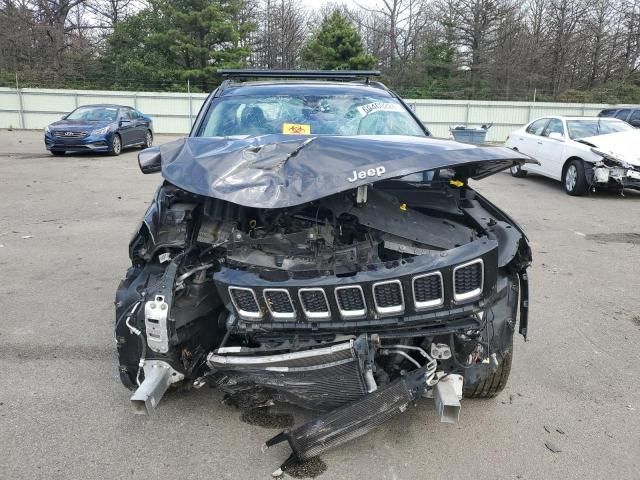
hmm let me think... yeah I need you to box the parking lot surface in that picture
[1,129,639,480]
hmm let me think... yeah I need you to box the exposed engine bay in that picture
[115,134,533,466]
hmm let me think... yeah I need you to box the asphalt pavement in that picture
[1,129,639,480]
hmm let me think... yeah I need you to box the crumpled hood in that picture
[158,134,532,208]
[583,130,640,166]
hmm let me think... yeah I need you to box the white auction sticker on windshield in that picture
[357,102,405,116]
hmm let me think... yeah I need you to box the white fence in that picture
[0,87,623,141]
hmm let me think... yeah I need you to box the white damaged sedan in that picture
[505,116,640,195]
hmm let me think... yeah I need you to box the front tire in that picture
[463,342,513,398]
[462,272,518,399]
[510,164,528,178]
[562,159,588,196]
[143,130,153,148]
[110,134,122,156]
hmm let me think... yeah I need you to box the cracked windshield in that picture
[198,94,425,137]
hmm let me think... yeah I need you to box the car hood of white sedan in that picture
[581,130,640,166]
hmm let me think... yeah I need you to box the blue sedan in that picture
[44,104,153,156]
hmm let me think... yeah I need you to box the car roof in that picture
[600,106,639,110]
[218,81,394,98]
[74,104,129,109]
[531,115,629,122]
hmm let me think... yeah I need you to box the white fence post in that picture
[187,79,193,128]
[15,73,25,129]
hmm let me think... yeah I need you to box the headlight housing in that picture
[91,126,111,136]
[45,125,51,134]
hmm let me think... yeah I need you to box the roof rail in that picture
[217,69,381,82]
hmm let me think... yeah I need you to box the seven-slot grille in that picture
[335,286,366,318]
[372,280,404,315]
[453,259,484,301]
[53,131,88,138]
[412,272,444,309]
[263,289,295,319]
[227,258,485,321]
[298,288,330,319]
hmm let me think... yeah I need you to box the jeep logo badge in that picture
[347,166,386,183]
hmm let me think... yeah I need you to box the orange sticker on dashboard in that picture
[282,123,311,135]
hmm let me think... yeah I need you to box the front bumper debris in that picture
[130,360,184,414]
[591,148,640,190]
[265,366,429,465]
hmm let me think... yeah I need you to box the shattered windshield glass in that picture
[197,94,425,137]
[567,119,633,139]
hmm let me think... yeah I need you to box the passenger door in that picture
[117,108,137,146]
[513,118,550,173]
[131,109,149,142]
[536,118,566,180]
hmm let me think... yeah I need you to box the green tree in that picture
[301,10,376,70]
[106,0,254,91]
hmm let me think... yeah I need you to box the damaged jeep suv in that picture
[115,70,533,464]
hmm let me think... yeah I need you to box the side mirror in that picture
[138,146,161,174]
[548,132,564,141]
[119,119,131,126]
[61,114,68,119]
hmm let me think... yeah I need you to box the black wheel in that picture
[50,150,65,156]
[143,130,153,148]
[510,164,528,178]
[562,159,588,196]
[462,272,517,399]
[110,133,122,156]
[463,341,513,398]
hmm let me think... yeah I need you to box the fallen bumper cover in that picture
[265,367,427,464]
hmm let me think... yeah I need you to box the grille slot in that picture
[298,288,330,319]
[53,131,88,138]
[334,286,366,318]
[228,287,262,319]
[412,272,444,309]
[453,259,483,301]
[372,280,404,315]
[263,289,295,319]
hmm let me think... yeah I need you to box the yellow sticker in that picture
[449,179,465,188]
[282,123,311,135]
